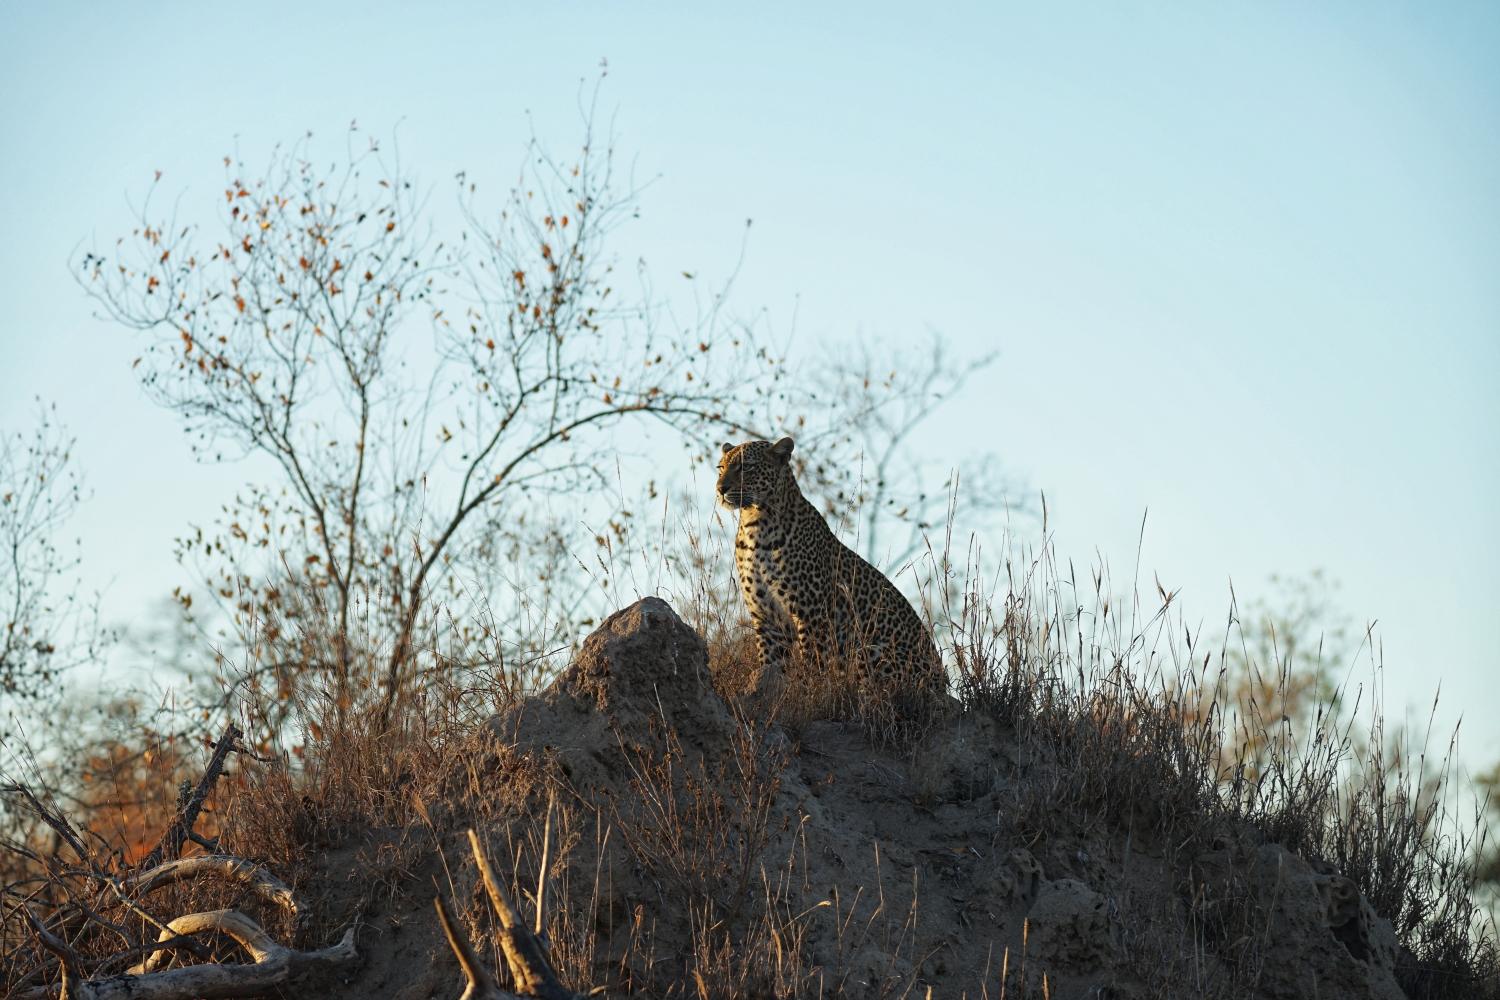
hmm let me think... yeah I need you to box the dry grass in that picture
[939,538,1498,998]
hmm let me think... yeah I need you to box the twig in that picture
[138,722,243,870]
[1,786,92,868]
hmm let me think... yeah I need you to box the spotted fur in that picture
[716,437,945,695]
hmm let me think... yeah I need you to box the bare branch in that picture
[138,722,243,870]
[467,828,573,1000]
[533,793,553,944]
[0,403,105,711]
[124,855,305,929]
[433,887,511,1000]
[2,785,93,868]
[20,912,356,999]
[21,903,84,995]
[432,827,577,1000]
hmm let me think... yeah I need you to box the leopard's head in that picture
[716,437,795,511]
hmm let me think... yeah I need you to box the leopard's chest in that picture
[734,518,786,579]
[736,515,816,612]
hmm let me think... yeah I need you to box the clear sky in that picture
[2,3,1496,760]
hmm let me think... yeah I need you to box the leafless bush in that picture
[0,722,358,999]
[0,404,111,728]
[786,336,1033,571]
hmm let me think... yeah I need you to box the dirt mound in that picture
[1188,843,1404,999]
[486,596,737,790]
[322,597,1411,999]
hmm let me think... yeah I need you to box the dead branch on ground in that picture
[434,797,586,1000]
[3,722,357,998]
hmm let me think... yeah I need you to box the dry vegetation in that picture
[3,518,1497,998]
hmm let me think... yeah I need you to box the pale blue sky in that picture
[2,3,1496,757]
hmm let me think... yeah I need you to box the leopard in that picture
[715,436,946,700]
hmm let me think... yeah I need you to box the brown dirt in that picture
[302,597,1410,999]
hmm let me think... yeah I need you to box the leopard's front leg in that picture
[790,611,836,672]
[785,575,839,672]
[752,614,794,672]
[739,550,793,672]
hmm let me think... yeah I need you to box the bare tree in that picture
[1,404,107,721]
[787,334,1032,570]
[80,96,772,729]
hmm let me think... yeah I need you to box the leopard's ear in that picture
[771,437,795,462]
[721,442,734,455]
